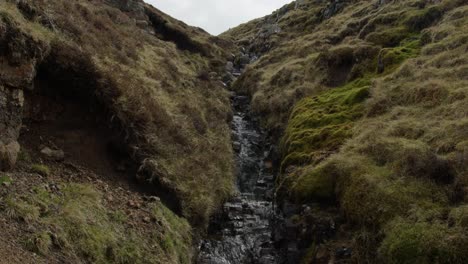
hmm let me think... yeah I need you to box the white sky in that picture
[145,0,293,35]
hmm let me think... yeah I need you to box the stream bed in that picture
[197,95,280,264]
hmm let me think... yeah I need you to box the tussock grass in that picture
[226,0,468,261]
[0,0,235,228]
[2,183,192,264]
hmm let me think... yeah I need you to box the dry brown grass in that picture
[1,0,237,262]
[1,0,236,225]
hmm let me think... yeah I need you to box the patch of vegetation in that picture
[31,164,50,176]
[17,150,31,163]
[3,196,40,223]
[281,77,371,171]
[1,0,236,228]
[25,231,53,256]
[226,0,468,262]
[0,175,13,186]
[380,219,468,263]
[2,183,191,264]
[366,26,413,47]
[380,37,422,74]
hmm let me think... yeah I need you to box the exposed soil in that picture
[22,78,139,191]
[0,71,168,263]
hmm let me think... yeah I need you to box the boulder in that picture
[233,142,242,153]
[0,141,20,171]
[0,87,24,171]
[226,61,235,72]
[40,147,65,161]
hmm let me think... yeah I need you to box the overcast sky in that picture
[146,0,293,35]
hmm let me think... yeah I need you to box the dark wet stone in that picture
[198,94,280,264]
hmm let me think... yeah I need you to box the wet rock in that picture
[336,246,352,259]
[40,147,65,161]
[233,142,242,153]
[143,195,161,202]
[238,53,251,67]
[232,70,242,77]
[226,61,235,72]
[198,94,280,263]
[231,132,240,142]
[222,72,235,84]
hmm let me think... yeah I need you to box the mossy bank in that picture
[224,0,468,262]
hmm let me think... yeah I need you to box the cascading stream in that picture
[197,95,280,264]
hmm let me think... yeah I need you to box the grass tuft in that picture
[31,164,51,176]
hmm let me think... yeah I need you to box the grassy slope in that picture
[0,0,235,262]
[1,0,234,222]
[224,0,468,262]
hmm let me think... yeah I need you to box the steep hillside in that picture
[224,0,468,262]
[0,0,236,263]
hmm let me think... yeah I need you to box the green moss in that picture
[292,163,336,201]
[281,77,371,170]
[31,164,51,176]
[381,37,422,73]
[280,32,424,201]
[380,219,468,263]
[0,175,12,186]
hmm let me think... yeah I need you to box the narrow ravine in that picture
[197,94,280,264]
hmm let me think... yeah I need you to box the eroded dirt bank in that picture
[0,0,237,263]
